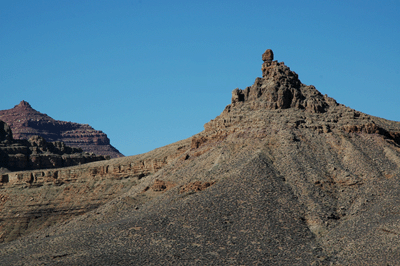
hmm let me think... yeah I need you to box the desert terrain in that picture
[0,50,399,265]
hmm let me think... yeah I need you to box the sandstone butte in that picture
[0,101,123,158]
[1,49,400,265]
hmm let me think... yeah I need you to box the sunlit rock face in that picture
[0,101,123,158]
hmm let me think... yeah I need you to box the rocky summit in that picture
[0,49,400,265]
[0,101,123,158]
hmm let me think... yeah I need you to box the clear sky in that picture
[1,1,399,156]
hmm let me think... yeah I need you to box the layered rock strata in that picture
[0,138,189,243]
[0,120,108,172]
[0,101,123,158]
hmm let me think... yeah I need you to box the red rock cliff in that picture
[0,101,123,158]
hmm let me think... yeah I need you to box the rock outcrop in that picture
[231,49,337,114]
[0,120,109,172]
[0,101,123,158]
[261,48,274,76]
[0,120,13,143]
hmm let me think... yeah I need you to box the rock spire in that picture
[227,49,338,114]
[261,49,275,77]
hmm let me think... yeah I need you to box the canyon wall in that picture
[0,101,123,158]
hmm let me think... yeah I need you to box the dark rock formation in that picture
[0,120,109,172]
[0,120,13,143]
[0,101,123,158]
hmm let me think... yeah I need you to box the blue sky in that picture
[1,0,399,156]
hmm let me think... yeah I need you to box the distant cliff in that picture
[0,101,123,158]
[0,120,108,173]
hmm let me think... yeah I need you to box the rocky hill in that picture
[0,101,123,158]
[0,120,109,173]
[0,49,400,265]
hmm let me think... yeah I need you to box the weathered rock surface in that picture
[261,48,274,77]
[0,120,109,173]
[0,101,123,158]
[0,50,400,265]
[230,58,337,114]
[0,139,189,244]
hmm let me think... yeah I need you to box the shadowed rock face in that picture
[0,120,13,143]
[0,101,123,158]
[0,50,400,265]
[0,121,109,173]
